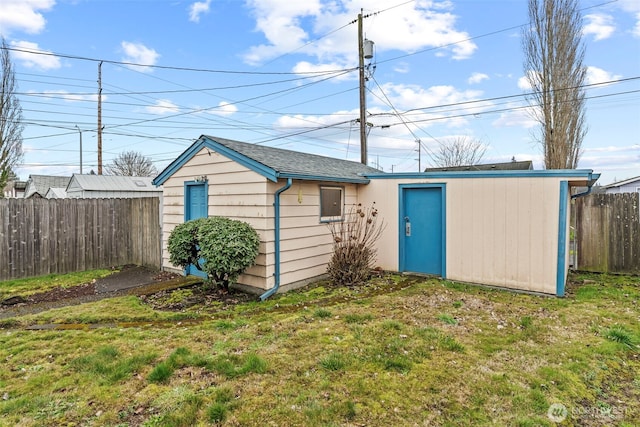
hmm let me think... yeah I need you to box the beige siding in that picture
[271,181,359,290]
[160,148,271,288]
[359,177,567,295]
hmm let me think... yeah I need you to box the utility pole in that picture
[417,139,421,172]
[97,61,103,175]
[76,125,83,174]
[357,10,375,165]
[358,10,367,165]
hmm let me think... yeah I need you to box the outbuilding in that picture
[153,135,599,298]
[65,174,162,199]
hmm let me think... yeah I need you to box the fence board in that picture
[576,192,640,274]
[0,198,161,281]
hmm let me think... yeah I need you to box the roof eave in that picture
[278,172,370,184]
[363,169,598,180]
[153,135,280,186]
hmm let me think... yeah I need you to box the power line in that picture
[2,45,353,75]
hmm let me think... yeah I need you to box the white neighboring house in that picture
[24,175,72,198]
[603,175,640,194]
[65,174,162,199]
[45,187,68,199]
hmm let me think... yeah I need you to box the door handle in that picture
[404,216,411,236]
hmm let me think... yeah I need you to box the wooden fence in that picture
[0,197,161,281]
[575,192,640,274]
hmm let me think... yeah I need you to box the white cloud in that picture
[372,82,483,111]
[188,0,211,23]
[10,40,61,69]
[583,14,615,41]
[120,41,160,72]
[210,101,238,116]
[393,62,410,74]
[145,99,179,115]
[517,76,531,91]
[242,0,477,67]
[34,90,99,103]
[583,144,640,153]
[468,72,489,84]
[492,105,537,129]
[616,0,640,37]
[291,61,354,82]
[0,0,54,36]
[586,66,622,85]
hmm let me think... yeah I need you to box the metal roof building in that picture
[66,175,162,198]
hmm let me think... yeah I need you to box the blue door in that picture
[185,182,208,277]
[400,185,445,276]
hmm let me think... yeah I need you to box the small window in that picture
[320,186,343,222]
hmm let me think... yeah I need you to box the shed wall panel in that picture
[358,177,566,295]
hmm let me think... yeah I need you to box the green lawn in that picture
[0,271,638,426]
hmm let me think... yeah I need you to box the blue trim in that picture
[398,183,446,278]
[571,172,600,199]
[153,135,372,187]
[279,172,370,184]
[184,180,208,278]
[153,136,278,186]
[365,169,596,180]
[260,178,293,301]
[154,137,207,186]
[556,181,569,296]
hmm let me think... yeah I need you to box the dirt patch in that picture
[141,285,257,311]
[0,266,188,319]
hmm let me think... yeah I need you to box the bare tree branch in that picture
[0,37,24,195]
[105,150,158,177]
[523,0,587,169]
[431,136,487,168]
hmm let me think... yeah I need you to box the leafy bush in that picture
[168,216,260,290]
[326,203,384,286]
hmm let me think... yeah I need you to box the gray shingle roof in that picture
[24,175,72,198]
[205,135,381,182]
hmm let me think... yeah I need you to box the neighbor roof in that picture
[424,160,534,172]
[154,135,382,185]
[69,175,158,192]
[603,175,640,188]
[24,175,72,198]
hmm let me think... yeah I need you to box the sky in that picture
[0,0,638,186]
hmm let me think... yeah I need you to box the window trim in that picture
[319,185,344,223]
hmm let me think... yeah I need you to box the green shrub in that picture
[168,216,260,290]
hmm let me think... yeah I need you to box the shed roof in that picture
[24,175,72,198]
[68,175,158,192]
[424,160,533,172]
[154,135,381,185]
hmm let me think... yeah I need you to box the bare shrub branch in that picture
[326,203,384,286]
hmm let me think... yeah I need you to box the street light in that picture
[75,125,83,174]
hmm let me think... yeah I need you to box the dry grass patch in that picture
[0,272,638,426]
